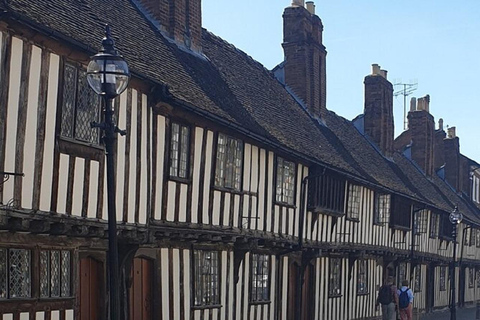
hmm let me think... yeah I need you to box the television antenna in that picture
[394,80,418,130]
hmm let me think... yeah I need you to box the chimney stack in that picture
[406,94,435,175]
[363,64,394,157]
[138,0,202,52]
[444,128,460,189]
[282,1,327,119]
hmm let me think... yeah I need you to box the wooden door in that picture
[129,258,153,320]
[301,263,315,320]
[79,257,103,320]
[287,262,300,320]
[426,264,435,312]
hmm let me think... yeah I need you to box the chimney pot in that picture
[448,127,456,138]
[380,69,388,79]
[410,97,417,111]
[292,0,305,6]
[439,118,444,130]
[372,64,381,75]
[306,1,315,14]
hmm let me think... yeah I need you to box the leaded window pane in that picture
[179,126,189,178]
[215,134,242,190]
[398,263,406,286]
[0,249,6,298]
[476,269,480,289]
[357,260,368,294]
[440,266,447,291]
[329,258,341,296]
[169,123,190,179]
[414,265,421,292]
[61,62,100,145]
[276,157,296,205]
[40,251,49,297]
[61,251,71,297]
[375,193,390,224]
[170,123,180,177]
[50,251,61,297]
[9,249,30,298]
[430,213,440,238]
[347,184,361,220]
[250,254,270,302]
[193,250,219,307]
[469,268,475,288]
[61,63,77,139]
[414,210,428,234]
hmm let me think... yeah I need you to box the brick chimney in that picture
[406,95,435,175]
[444,127,460,189]
[282,1,327,119]
[434,118,446,170]
[363,64,394,156]
[138,0,202,52]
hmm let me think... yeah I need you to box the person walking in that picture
[376,276,399,320]
[397,280,414,320]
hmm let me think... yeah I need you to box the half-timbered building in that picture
[0,0,479,319]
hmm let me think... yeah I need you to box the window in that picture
[329,258,341,297]
[60,62,100,144]
[374,193,390,225]
[0,248,31,299]
[414,209,428,234]
[357,260,368,295]
[307,170,346,215]
[169,122,190,179]
[477,269,480,289]
[346,184,361,220]
[470,228,476,247]
[414,265,421,292]
[472,174,480,203]
[250,254,270,303]
[476,229,480,248]
[390,196,411,229]
[430,212,440,238]
[469,268,475,288]
[193,251,219,307]
[397,262,406,286]
[215,133,243,190]
[440,266,447,291]
[40,250,71,298]
[276,157,295,205]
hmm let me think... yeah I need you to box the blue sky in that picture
[202,0,480,162]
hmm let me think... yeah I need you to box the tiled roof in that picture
[3,0,479,222]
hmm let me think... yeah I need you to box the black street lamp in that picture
[449,206,463,320]
[87,25,130,320]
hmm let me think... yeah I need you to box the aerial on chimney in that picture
[306,1,315,14]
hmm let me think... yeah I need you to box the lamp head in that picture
[87,25,130,99]
[449,206,463,225]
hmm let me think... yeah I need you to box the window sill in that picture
[389,224,411,231]
[58,137,104,161]
[346,217,360,222]
[212,185,243,195]
[169,176,191,184]
[309,206,345,218]
[192,304,222,310]
[249,300,271,305]
[274,201,296,209]
[328,294,342,299]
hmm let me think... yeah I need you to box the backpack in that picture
[398,288,410,309]
[378,285,393,305]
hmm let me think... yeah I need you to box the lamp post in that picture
[87,25,130,320]
[449,206,463,320]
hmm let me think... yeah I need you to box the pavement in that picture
[417,307,477,320]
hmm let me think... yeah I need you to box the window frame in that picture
[39,250,72,299]
[356,259,368,295]
[469,268,475,289]
[477,269,480,289]
[430,212,440,239]
[192,250,220,308]
[397,262,407,287]
[0,248,31,300]
[214,133,243,191]
[440,266,447,291]
[374,193,390,225]
[414,209,428,235]
[328,258,342,297]
[168,121,191,181]
[275,157,296,206]
[249,253,270,304]
[59,60,101,146]
[346,183,362,221]
[414,265,421,292]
